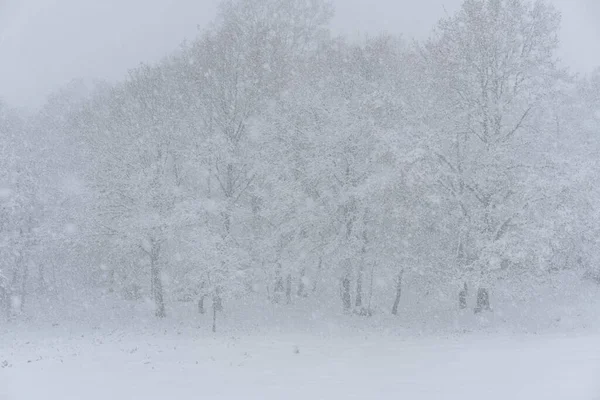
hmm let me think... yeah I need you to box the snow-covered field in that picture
[3,283,600,400]
[2,325,600,400]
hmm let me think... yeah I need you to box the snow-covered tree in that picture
[421,0,565,309]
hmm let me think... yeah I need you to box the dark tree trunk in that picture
[285,274,292,304]
[212,304,217,333]
[391,270,404,315]
[5,291,9,320]
[0,287,9,320]
[355,265,363,308]
[109,269,116,293]
[341,274,351,312]
[20,261,28,312]
[222,210,231,235]
[198,296,205,314]
[474,288,490,313]
[459,282,468,310]
[198,281,206,314]
[212,286,223,333]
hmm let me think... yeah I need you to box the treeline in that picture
[1,0,600,328]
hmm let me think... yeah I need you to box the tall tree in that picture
[422,0,564,308]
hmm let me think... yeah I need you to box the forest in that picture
[1,0,600,333]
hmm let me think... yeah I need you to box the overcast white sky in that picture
[0,0,598,109]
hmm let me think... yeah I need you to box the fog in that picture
[0,0,599,108]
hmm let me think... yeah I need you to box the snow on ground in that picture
[3,282,600,400]
[2,325,600,400]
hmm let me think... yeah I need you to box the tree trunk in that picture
[109,269,116,293]
[285,274,292,304]
[356,229,367,309]
[198,296,205,314]
[367,262,376,312]
[341,274,351,312]
[273,266,284,304]
[355,265,363,308]
[222,207,231,235]
[297,268,306,298]
[312,257,322,294]
[1,287,9,320]
[150,247,166,318]
[212,286,222,333]
[459,282,468,310]
[212,303,217,333]
[198,281,206,314]
[20,261,28,313]
[5,290,9,320]
[391,270,404,316]
[474,288,490,313]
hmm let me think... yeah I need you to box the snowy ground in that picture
[2,326,600,400]
[3,281,600,400]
